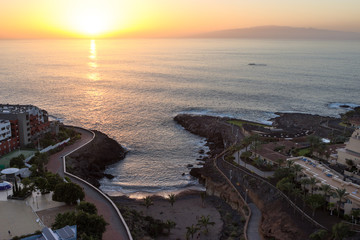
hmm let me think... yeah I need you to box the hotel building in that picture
[337,128,360,168]
[0,104,50,156]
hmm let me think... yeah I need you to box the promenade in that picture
[46,127,131,240]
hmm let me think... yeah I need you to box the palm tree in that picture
[291,187,302,203]
[142,196,153,210]
[167,194,176,207]
[328,202,336,216]
[309,177,320,194]
[300,178,311,196]
[333,188,349,217]
[351,209,360,224]
[197,215,215,234]
[321,184,333,200]
[306,194,325,217]
[309,229,328,240]
[286,160,294,169]
[292,164,303,180]
[186,224,200,240]
[165,220,176,234]
[242,136,252,151]
[332,222,351,240]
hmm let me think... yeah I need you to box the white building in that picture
[337,128,360,168]
[0,120,11,141]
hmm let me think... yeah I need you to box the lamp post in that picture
[245,189,248,203]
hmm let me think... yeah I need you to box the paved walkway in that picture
[247,203,262,240]
[216,157,263,240]
[46,127,131,240]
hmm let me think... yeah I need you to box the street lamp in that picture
[245,189,248,203]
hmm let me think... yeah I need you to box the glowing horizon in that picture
[1,0,360,39]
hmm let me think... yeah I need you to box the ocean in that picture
[0,39,359,198]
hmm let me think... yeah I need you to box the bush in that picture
[10,154,26,168]
[52,182,85,205]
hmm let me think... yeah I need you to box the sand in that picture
[113,190,223,240]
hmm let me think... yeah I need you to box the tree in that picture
[306,194,325,217]
[309,229,328,240]
[167,194,176,207]
[276,177,294,195]
[351,209,360,224]
[77,201,97,215]
[165,220,176,234]
[321,184,333,200]
[45,172,63,191]
[53,207,108,240]
[10,154,25,168]
[242,136,253,151]
[286,160,294,169]
[143,196,153,209]
[292,164,303,181]
[291,187,302,203]
[333,188,349,217]
[240,151,252,162]
[307,135,322,155]
[328,202,336,216]
[197,215,215,234]
[331,222,351,240]
[52,182,85,205]
[35,177,49,194]
[300,178,311,196]
[186,224,200,240]
[309,177,320,194]
[276,158,285,168]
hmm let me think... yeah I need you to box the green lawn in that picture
[0,149,36,169]
[297,148,310,156]
[228,120,270,128]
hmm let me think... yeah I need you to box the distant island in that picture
[191,25,360,40]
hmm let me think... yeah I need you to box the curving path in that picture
[46,127,131,240]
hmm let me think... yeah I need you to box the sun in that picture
[74,8,109,36]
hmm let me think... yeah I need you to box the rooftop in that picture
[290,156,360,204]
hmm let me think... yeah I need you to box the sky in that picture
[1,0,360,38]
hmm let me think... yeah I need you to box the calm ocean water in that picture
[0,39,359,198]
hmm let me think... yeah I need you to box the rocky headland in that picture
[174,113,328,240]
[66,130,127,187]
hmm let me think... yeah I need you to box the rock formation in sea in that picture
[66,130,127,187]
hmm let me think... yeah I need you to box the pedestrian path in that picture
[247,203,262,240]
[46,127,131,240]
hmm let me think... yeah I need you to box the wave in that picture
[327,102,360,109]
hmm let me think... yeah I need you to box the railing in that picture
[216,150,328,231]
[212,151,251,240]
[62,126,133,240]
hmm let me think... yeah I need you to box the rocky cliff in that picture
[66,130,127,187]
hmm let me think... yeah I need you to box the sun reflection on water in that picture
[88,39,100,81]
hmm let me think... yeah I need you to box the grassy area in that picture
[228,120,270,128]
[297,148,310,156]
[0,149,36,169]
[339,122,349,127]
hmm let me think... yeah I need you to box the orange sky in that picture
[1,0,360,38]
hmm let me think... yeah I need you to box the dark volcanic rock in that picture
[174,114,244,155]
[66,130,126,187]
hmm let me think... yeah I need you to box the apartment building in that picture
[0,104,50,156]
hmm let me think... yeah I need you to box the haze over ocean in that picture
[0,39,359,197]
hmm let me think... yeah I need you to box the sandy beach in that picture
[112,190,244,240]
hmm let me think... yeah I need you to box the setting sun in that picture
[74,9,109,35]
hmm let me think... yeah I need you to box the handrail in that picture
[62,126,133,240]
[219,152,327,230]
[212,151,251,240]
